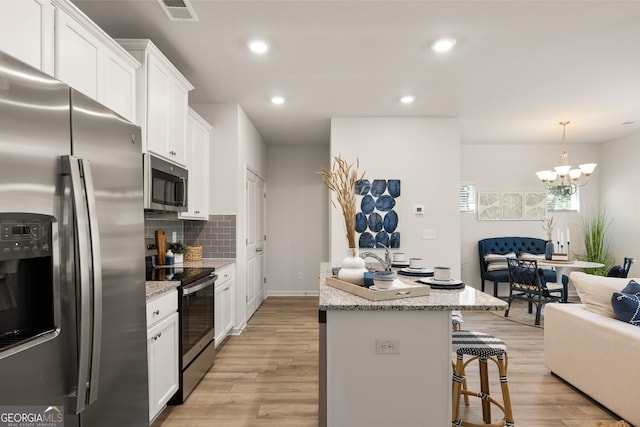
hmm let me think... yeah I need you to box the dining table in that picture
[537,259,605,302]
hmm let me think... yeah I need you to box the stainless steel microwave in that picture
[144,154,188,212]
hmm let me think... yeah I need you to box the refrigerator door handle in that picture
[63,155,103,412]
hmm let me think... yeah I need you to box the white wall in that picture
[266,144,329,295]
[330,117,461,277]
[600,132,640,268]
[460,143,600,294]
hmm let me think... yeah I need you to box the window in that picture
[460,184,477,212]
[547,187,580,212]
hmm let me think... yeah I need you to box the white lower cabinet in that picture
[146,289,179,422]
[214,264,235,347]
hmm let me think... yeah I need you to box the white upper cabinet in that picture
[53,0,139,122]
[0,0,138,123]
[118,39,194,167]
[180,108,212,220]
[0,0,54,74]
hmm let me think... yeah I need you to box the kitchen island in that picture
[318,263,507,426]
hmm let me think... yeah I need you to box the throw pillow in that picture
[519,252,553,270]
[621,279,640,296]
[611,292,640,327]
[484,252,516,272]
[570,272,632,318]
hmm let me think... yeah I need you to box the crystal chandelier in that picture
[535,121,597,196]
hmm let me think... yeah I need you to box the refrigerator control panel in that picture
[0,214,51,259]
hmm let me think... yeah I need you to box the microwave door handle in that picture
[178,176,187,207]
[80,158,102,405]
[63,156,103,411]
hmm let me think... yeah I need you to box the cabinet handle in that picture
[224,287,229,291]
[169,151,176,156]
[153,309,160,316]
[194,210,199,214]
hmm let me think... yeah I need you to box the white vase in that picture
[338,248,368,286]
[174,253,184,264]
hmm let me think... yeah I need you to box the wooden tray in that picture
[325,276,430,301]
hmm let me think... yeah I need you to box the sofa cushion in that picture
[611,293,640,327]
[621,279,640,296]
[484,252,516,272]
[570,272,637,318]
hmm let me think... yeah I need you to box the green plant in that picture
[577,208,613,275]
[167,242,189,254]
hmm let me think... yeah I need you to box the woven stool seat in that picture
[451,331,514,427]
[452,331,507,357]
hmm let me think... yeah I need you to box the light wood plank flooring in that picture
[152,296,621,426]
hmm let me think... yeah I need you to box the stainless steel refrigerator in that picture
[0,51,148,426]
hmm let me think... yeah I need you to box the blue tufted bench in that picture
[478,237,557,297]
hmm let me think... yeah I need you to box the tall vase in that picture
[545,240,554,260]
[338,248,368,286]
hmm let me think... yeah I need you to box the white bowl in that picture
[373,278,394,289]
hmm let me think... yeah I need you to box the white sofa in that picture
[544,272,640,426]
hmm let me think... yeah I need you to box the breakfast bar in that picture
[318,263,507,426]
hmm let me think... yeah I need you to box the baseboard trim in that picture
[267,290,320,297]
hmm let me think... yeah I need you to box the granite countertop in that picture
[318,262,507,312]
[145,258,235,300]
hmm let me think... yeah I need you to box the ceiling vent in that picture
[157,0,199,21]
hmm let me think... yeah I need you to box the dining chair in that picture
[506,258,563,325]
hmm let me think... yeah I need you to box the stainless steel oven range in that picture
[146,265,217,403]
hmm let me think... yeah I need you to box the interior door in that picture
[245,169,265,319]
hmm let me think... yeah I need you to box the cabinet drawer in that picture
[216,264,235,286]
[146,289,177,327]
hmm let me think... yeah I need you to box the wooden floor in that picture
[152,296,621,427]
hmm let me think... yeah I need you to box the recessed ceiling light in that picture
[271,96,285,105]
[400,95,415,104]
[621,121,636,125]
[431,38,456,53]
[248,39,270,54]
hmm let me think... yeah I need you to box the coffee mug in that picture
[409,258,424,269]
[393,252,405,262]
[434,266,451,281]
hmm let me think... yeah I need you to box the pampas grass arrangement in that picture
[319,155,365,249]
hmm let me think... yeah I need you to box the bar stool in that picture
[451,331,514,427]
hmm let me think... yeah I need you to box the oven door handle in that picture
[182,275,217,295]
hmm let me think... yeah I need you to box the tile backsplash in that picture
[184,215,236,259]
[144,214,236,259]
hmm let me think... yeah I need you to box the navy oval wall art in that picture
[355,212,368,233]
[354,179,401,249]
[361,195,375,214]
[375,195,395,211]
[368,213,383,232]
[383,210,398,232]
[370,180,387,197]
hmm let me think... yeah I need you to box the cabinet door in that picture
[55,8,101,99]
[0,0,53,73]
[179,113,210,220]
[168,80,188,165]
[214,284,224,347]
[146,54,171,159]
[147,312,179,421]
[103,51,136,122]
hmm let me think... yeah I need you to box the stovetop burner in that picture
[146,266,215,285]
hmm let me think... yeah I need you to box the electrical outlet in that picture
[375,339,400,355]
[297,272,304,280]
[422,229,436,240]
